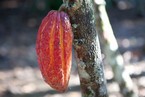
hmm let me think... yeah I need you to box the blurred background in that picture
[0,0,145,97]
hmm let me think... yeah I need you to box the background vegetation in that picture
[0,0,145,97]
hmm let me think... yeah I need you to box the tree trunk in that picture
[94,0,138,97]
[62,0,108,97]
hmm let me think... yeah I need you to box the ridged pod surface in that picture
[36,10,73,92]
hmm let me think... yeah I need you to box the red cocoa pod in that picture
[36,10,73,92]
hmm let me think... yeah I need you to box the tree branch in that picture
[63,0,108,97]
[94,1,138,97]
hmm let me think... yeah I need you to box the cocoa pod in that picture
[36,10,73,92]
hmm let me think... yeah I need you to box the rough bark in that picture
[93,0,138,97]
[61,0,108,97]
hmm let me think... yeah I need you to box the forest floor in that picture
[0,7,145,97]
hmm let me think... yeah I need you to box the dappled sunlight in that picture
[0,0,145,97]
[122,38,130,48]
